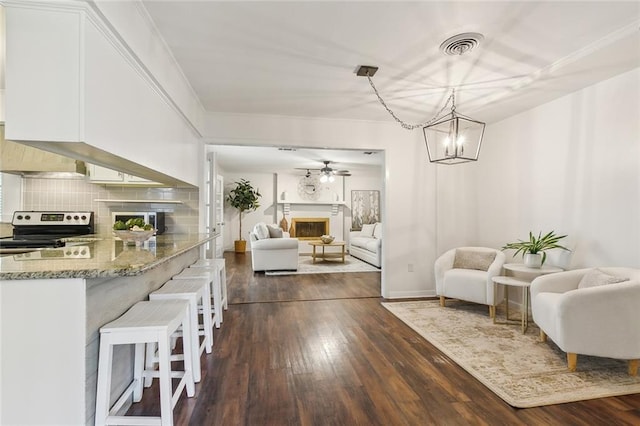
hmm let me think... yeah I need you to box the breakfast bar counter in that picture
[0,233,213,280]
[0,233,215,426]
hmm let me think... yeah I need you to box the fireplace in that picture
[289,217,329,240]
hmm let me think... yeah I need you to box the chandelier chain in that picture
[366,75,455,130]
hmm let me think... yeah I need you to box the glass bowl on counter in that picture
[113,230,155,247]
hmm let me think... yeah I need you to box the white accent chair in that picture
[249,222,299,272]
[530,267,640,375]
[434,247,506,317]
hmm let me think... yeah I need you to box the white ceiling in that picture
[141,1,640,171]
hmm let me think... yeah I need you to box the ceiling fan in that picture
[296,161,351,182]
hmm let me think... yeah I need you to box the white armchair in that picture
[530,267,640,375]
[434,247,506,317]
[249,223,299,272]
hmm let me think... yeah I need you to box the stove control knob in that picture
[25,215,31,220]
[81,215,87,221]
[74,215,79,220]
[66,215,72,220]
[16,215,23,220]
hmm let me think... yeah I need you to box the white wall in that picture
[438,67,640,269]
[206,115,436,298]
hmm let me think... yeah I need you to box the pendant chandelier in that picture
[356,33,486,165]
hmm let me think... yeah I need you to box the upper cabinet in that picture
[3,3,201,187]
[87,164,160,185]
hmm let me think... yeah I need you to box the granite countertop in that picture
[0,233,215,280]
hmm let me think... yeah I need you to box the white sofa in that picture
[348,222,382,268]
[531,267,640,375]
[249,223,299,272]
[434,247,506,317]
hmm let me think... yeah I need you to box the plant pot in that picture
[524,253,542,268]
[234,240,247,253]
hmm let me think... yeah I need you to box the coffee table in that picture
[308,241,346,264]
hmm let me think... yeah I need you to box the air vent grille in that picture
[439,32,484,56]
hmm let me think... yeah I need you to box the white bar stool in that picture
[173,267,223,329]
[149,279,214,383]
[189,258,228,323]
[95,300,195,426]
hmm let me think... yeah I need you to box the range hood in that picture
[0,125,87,176]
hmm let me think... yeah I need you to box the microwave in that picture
[112,212,167,234]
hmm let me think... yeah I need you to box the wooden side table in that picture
[493,263,563,333]
[308,241,346,263]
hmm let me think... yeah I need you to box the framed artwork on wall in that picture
[351,190,380,231]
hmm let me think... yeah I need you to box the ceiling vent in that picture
[439,32,484,56]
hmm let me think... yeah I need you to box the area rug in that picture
[265,255,380,275]
[382,300,640,408]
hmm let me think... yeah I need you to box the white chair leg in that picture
[144,342,157,388]
[212,268,223,328]
[133,342,145,402]
[201,280,214,353]
[94,336,113,426]
[157,334,174,426]
[180,311,196,398]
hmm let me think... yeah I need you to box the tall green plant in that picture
[226,179,261,241]
[502,231,569,265]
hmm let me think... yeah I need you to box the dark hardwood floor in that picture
[129,252,640,425]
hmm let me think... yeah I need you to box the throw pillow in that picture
[267,224,283,238]
[373,223,382,239]
[361,223,376,237]
[452,249,497,271]
[577,268,629,289]
[254,223,270,240]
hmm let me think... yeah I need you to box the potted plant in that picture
[502,231,569,268]
[226,179,261,253]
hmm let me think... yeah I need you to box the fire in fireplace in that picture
[289,217,329,240]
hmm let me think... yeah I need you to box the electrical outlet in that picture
[408,263,414,272]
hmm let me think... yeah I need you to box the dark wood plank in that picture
[128,252,640,425]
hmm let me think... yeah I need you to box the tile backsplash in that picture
[22,177,199,235]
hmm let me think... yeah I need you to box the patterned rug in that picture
[382,299,640,408]
[265,255,380,275]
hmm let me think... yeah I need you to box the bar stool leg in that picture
[201,280,214,353]
[144,342,156,388]
[95,336,113,426]
[212,269,223,329]
[133,342,145,402]
[157,334,174,426]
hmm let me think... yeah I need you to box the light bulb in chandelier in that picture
[320,174,328,183]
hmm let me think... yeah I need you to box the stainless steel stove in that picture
[0,211,95,254]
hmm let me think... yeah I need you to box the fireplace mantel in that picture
[278,201,345,216]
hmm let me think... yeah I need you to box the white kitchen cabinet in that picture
[87,164,159,185]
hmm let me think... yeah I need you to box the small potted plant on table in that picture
[502,231,569,268]
[227,179,261,253]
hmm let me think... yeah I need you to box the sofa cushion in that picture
[254,223,270,240]
[373,223,382,239]
[351,236,372,249]
[363,239,381,252]
[452,249,496,271]
[361,223,376,237]
[578,268,629,289]
[267,224,283,238]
